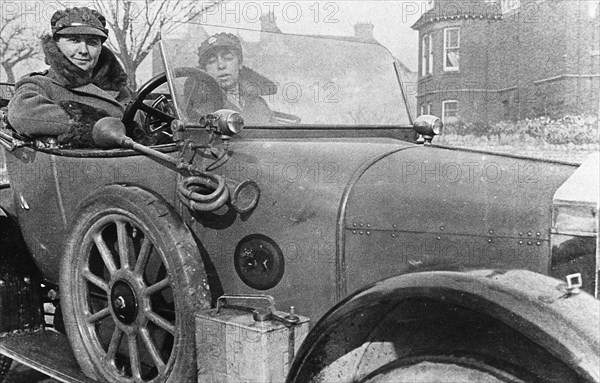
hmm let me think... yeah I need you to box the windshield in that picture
[155,23,411,127]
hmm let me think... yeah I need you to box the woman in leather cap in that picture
[8,7,132,148]
[196,32,274,125]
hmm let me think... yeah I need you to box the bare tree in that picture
[0,13,43,83]
[90,0,223,89]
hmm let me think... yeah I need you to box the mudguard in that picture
[288,269,600,382]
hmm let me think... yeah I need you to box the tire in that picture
[60,185,211,383]
[294,298,583,383]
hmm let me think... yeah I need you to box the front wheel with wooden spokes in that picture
[60,185,210,383]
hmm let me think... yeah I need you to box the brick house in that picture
[412,0,600,123]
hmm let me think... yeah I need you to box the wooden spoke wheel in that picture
[60,185,210,383]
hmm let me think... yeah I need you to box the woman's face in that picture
[204,48,241,91]
[56,35,102,73]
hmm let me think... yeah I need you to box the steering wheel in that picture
[122,67,223,144]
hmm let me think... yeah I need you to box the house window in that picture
[422,34,433,76]
[428,35,433,74]
[443,27,459,72]
[442,100,459,122]
[420,103,431,116]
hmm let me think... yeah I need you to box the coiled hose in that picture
[178,172,229,212]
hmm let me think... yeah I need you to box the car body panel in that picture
[342,146,577,295]
[4,145,180,280]
[158,132,578,322]
[4,146,65,275]
[2,131,582,323]
[184,137,412,321]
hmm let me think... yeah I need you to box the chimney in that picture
[354,22,374,41]
[260,12,280,33]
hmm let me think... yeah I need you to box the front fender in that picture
[288,269,600,382]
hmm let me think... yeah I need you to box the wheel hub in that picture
[110,280,138,325]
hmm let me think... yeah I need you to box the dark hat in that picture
[51,7,108,41]
[198,33,243,66]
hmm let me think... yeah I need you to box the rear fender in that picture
[288,269,600,382]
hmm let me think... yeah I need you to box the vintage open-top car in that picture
[0,21,599,383]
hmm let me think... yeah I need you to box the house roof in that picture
[411,0,502,30]
[309,33,380,46]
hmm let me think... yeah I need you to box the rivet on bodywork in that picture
[359,231,364,235]
[366,231,371,235]
[518,240,523,244]
[536,241,541,246]
[487,239,492,243]
[440,226,444,231]
[527,232,532,236]
[527,241,532,245]
[359,223,363,227]
[489,230,493,234]
[353,223,357,227]
[519,232,523,236]
[367,224,371,228]
[436,236,441,240]
[393,224,397,228]
[536,232,541,237]
[352,230,357,234]
[391,234,396,238]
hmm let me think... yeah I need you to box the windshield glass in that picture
[156,23,411,127]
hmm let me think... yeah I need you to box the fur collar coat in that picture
[8,35,133,147]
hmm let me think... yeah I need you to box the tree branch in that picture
[0,12,43,69]
[73,0,225,88]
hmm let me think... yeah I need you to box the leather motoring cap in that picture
[51,7,108,41]
[198,33,243,64]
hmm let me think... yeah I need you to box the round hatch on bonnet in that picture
[234,234,284,290]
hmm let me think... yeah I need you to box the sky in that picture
[0,0,425,80]
[197,1,424,70]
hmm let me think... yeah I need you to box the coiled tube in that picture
[178,173,229,212]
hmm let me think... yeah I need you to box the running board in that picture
[0,330,96,383]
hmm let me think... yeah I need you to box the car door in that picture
[4,146,66,280]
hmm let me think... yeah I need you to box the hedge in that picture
[443,115,599,145]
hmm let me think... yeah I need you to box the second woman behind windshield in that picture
[197,33,274,125]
